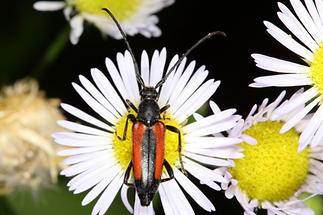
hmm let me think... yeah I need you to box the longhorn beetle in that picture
[102,8,225,207]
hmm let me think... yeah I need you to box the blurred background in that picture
[1,0,323,214]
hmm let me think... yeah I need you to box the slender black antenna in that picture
[155,31,226,89]
[102,8,145,87]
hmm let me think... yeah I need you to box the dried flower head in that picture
[0,79,65,195]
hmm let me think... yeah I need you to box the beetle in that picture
[103,8,224,207]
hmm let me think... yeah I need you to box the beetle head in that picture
[140,87,158,100]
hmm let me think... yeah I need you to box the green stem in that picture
[30,25,70,79]
[0,196,16,215]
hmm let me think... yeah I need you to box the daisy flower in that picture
[54,48,242,214]
[0,79,65,195]
[221,91,323,215]
[33,0,174,44]
[251,0,323,151]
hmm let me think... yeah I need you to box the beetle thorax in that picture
[137,87,160,125]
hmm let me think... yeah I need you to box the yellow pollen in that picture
[113,110,184,170]
[310,45,323,95]
[230,121,310,202]
[74,0,141,21]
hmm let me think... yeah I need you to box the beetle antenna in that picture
[102,8,145,87]
[155,31,226,89]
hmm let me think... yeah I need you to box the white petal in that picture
[55,137,109,147]
[91,172,124,215]
[184,151,234,166]
[81,171,121,206]
[169,66,207,113]
[150,48,167,86]
[168,61,197,105]
[280,96,320,133]
[185,136,242,148]
[264,21,313,61]
[159,180,194,215]
[91,68,127,115]
[61,103,114,132]
[300,104,323,149]
[33,1,65,11]
[141,50,150,85]
[184,158,228,183]
[174,168,215,212]
[57,145,109,157]
[253,73,312,87]
[174,80,220,123]
[158,55,180,107]
[70,15,84,45]
[72,83,118,124]
[290,0,322,43]
[252,53,309,73]
[105,57,129,102]
[184,108,237,133]
[73,165,120,194]
[272,87,318,118]
[121,185,134,214]
[62,151,108,165]
[57,120,109,136]
[79,75,120,118]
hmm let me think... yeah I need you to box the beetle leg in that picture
[165,125,188,176]
[124,162,134,187]
[161,160,174,182]
[117,114,136,141]
[160,104,170,114]
[126,99,138,113]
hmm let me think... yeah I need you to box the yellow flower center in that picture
[74,0,141,21]
[230,121,310,202]
[310,45,323,95]
[113,110,184,170]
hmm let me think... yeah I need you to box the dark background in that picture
[1,0,317,214]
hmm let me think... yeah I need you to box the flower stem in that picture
[30,25,70,79]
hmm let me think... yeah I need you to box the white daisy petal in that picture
[121,185,134,214]
[169,66,207,113]
[305,0,323,35]
[33,1,65,11]
[277,11,318,51]
[91,172,124,215]
[253,74,312,87]
[72,83,118,124]
[264,21,313,61]
[63,151,108,165]
[184,108,237,133]
[105,57,129,102]
[57,146,109,157]
[185,151,233,167]
[158,55,180,107]
[69,15,84,45]
[91,68,127,115]
[175,80,220,122]
[184,158,228,183]
[150,48,166,86]
[272,87,318,118]
[280,96,320,133]
[57,120,109,136]
[174,168,215,212]
[300,104,323,148]
[61,103,114,132]
[140,50,150,85]
[79,75,120,118]
[168,61,197,104]
[160,180,195,215]
[185,136,242,148]
[290,0,322,43]
[252,54,309,74]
